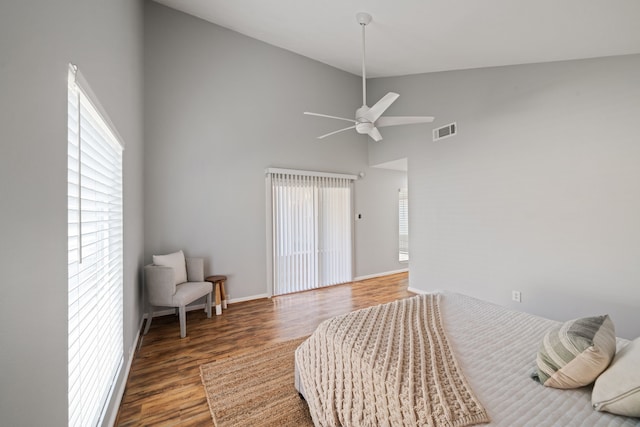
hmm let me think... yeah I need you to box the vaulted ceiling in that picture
[153,0,640,77]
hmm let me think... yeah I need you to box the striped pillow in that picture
[532,315,616,389]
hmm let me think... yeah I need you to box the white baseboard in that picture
[105,317,143,427]
[353,268,408,282]
[407,286,428,294]
[228,293,269,304]
[142,273,410,318]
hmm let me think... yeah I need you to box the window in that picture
[399,188,409,262]
[67,64,124,427]
[267,169,355,295]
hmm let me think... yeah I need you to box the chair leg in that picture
[206,292,212,318]
[143,307,153,335]
[179,305,187,338]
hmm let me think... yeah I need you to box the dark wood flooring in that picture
[115,272,412,426]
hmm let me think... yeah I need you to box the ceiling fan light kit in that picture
[304,12,434,142]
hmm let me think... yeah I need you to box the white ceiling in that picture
[152,0,640,78]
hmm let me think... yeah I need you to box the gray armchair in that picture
[144,251,212,338]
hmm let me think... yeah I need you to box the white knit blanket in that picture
[295,294,490,427]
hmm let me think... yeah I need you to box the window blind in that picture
[67,65,124,427]
[399,188,409,262]
[267,169,354,295]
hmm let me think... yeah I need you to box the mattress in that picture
[295,291,639,426]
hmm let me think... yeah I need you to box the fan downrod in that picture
[303,10,434,142]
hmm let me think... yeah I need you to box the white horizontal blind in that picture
[270,171,353,295]
[399,188,409,262]
[67,65,124,427]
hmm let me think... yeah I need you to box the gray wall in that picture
[144,2,406,300]
[368,54,640,338]
[354,168,408,278]
[0,1,144,426]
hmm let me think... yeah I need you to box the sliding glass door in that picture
[267,169,354,295]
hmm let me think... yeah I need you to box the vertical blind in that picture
[399,188,409,262]
[67,65,124,427]
[268,170,354,295]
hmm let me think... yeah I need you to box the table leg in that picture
[220,280,227,309]
[214,282,222,315]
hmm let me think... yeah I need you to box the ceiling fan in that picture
[304,12,434,142]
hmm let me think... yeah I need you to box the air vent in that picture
[433,122,457,141]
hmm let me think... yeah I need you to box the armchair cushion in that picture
[153,250,187,285]
[173,281,213,306]
[186,257,205,282]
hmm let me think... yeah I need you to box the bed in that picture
[294,291,639,426]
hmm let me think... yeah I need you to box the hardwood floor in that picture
[116,272,413,426]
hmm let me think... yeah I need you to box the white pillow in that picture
[153,250,187,285]
[592,337,640,417]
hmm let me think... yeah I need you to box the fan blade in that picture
[368,127,383,142]
[376,116,435,127]
[304,112,356,124]
[362,92,399,122]
[317,125,357,139]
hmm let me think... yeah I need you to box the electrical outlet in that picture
[512,291,522,303]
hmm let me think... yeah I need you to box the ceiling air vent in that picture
[433,122,457,141]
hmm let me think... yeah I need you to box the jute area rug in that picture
[200,336,314,427]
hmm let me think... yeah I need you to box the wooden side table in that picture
[205,275,227,315]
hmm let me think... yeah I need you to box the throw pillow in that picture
[153,250,187,285]
[592,337,640,417]
[532,315,616,389]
